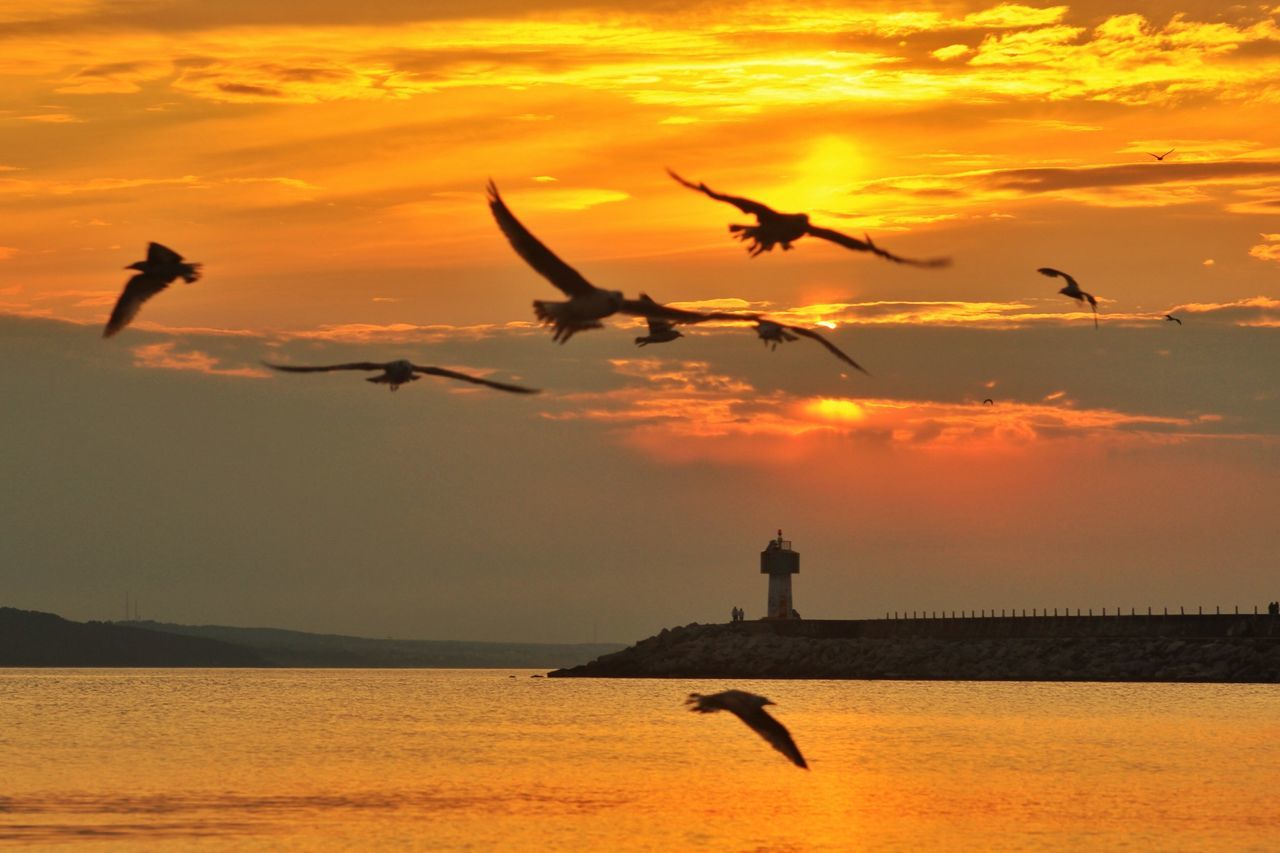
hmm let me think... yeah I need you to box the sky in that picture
[3,0,1279,643]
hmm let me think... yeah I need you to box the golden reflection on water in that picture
[1,670,1278,850]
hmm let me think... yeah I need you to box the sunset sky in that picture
[3,0,1279,642]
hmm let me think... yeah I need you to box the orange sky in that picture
[3,1,1279,640]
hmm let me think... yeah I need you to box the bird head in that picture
[125,261,147,271]
[606,290,625,308]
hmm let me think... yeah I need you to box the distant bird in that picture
[488,181,868,373]
[1037,267,1098,329]
[1164,314,1182,325]
[103,242,202,338]
[1147,149,1174,161]
[667,169,950,267]
[261,359,539,393]
[687,690,807,769]
[983,398,994,406]
[634,294,683,347]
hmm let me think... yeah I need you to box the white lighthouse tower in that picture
[761,529,800,619]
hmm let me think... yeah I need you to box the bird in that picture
[103,242,202,338]
[1164,314,1182,325]
[1037,267,1098,328]
[667,168,950,267]
[261,359,539,393]
[686,690,807,769]
[633,294,683,347]
[1147,149,1174,161]
[983,398,994,406]
[487,180,868,373]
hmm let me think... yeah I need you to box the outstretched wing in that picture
[638,293,677,333]
[736,705,807,769]
[784,324,870,375]
[261,361,388,373]
[619,297,757,326]
[806,225,950,268]
[487,181,597,299]
[1037,267,1078,290]
[103,273,169,338]
[667,168,778,219]
[413,365,540,394]
[146,242,185,265]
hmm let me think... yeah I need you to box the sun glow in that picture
[807,397,867,422]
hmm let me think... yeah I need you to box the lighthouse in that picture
[760,530,800,619]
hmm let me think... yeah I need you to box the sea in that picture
[1,670,1277,850]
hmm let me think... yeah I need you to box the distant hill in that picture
[0,607,262,667]
[120,620,625,668]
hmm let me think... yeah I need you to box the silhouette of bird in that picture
[983,398,994,406]
[687,690,807,769]
[633,294,683,347]
[103,242,202,338]
[488,181,868,372]
[1164,314,1182,325]
[1037,267,1098,329]
[261,359,539,393]
[667,169,949,267]
[1148,149,1174,161]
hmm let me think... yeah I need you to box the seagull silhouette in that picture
[667,169,949,267]
[983,398,994,406]
[261,359,539,393]
[1164,314,1182,325]
[103,242,202,338]
[1147,149,1174,161]
[487,181,868,373]
[633,294,683,347]
[687,690,807,769]
[1037,267,1098,329]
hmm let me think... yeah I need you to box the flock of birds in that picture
[101,169,1149,392]
[96,163,1190,770]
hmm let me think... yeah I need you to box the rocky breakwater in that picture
[549,622,1280,682]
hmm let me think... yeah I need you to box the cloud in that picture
[1169,296,1280,326]
[1248,233,1280,263]
[0,246,16,260]
[17,112,84,123]
[130,342,270,378]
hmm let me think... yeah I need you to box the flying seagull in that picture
[634,294,683,347]
[983,398,994,406]
[103,242,202,338]
[667,169,949,267]
[487,181,868,373]
[687,690,807,769]
[261,359,539,393]
[1164,314,1182,325]
[1037,267,1098,329]
[1148,149,1174,161]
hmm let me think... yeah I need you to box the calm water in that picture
[1,670,1277,850]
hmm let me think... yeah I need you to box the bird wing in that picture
[486,181,597,299]
[666,168,778,219]
[805,225,951,268]
[261,361,388,373]
[103,273,169,338]
[784,324,870,375]
[1160,148,1174,159]
[146,242,185,265]
[619,297,759,326]
[637,293,678,333]
[1036,267,1078,290]
[412,365,540,394]
[731,703,808,769]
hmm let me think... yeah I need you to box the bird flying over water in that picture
[261,359,539,393]
[1037,267,1099,329]
[1148,149,1174,161]
[667,169,949,267]
[687,690,807,769]
[1164,314,1182,325]
[103,242,202,338]
[487,181,867,372]
[634,294,683,347]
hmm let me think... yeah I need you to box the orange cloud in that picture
[131,342,269,378]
